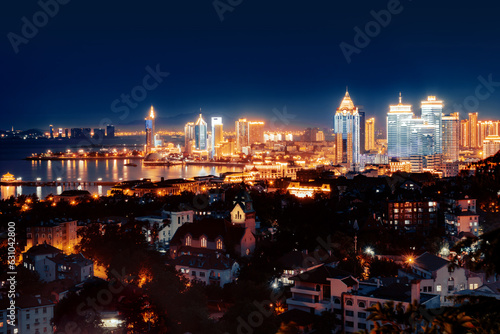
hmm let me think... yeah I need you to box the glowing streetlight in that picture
[365,247,375,257]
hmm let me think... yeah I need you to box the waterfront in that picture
[0,138,243,199]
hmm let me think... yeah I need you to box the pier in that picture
[0,180,118,187]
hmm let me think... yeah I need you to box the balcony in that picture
[286,298,330,313]
[291,287,320,296]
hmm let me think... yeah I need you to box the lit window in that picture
[436,284,442,292]
[216,239,223,250]
[185,235,192,246]
[201,237,207,248]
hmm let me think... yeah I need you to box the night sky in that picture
[1,0,500,131]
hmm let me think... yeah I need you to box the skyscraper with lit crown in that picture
[387,93,413,158]
[195,112,208,150]
[145,106,155,154]
[333,89,361,164]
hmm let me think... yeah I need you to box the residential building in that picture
[173,252,239,287]
[398,252,483,306]
[25,220,79,253]
[385,200,439,235]
[0,295,55,334]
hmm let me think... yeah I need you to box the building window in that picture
[358,301,366,308]
[358,323,367,330]
[436,284,442,292]
[346,299,353,306]
[201,237,207,248]
[346,310,354,316]
[334,298,341,304]
[192,271,196,277]
[185,235,192,246]
[27,324,30,330]
[200,272,205,277]
[216,239,223,250]
[358,312,366,319]
[346,321,354,328]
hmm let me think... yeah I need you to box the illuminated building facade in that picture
[483,135,500,158]
[387,93,413,158]
[211,117,223,157]
[249,121,265,145]
[365,117,375,151]
[145,106,155,153]
[386,200,438,235]
[333,89,361,164]
[195,113,208,150]
[184,122,195,153]
[106,125,115,138]
[469,112,478,148]
[442,113,460,161]
[460,119,469,148]
[236,118,249,152]
[421,96,443,154]
[286,182,331,198]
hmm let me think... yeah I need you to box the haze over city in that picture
[2,0,500,129]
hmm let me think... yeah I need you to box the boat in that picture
[124,163,138,167]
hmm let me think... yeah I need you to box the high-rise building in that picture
[93,128,106,141]
[58,128,63,138]
[236,118,250,152]
[184,122,195,153]
[483,135,500,158]
[211,117,223,158]
[145,106,155,154]
[335,133,343,165]
[316,131,325,142]
[387,93,413,158]
[358,111,366,153]
[410,120,435,157]
[421,96,443,154]
[333,89,361,164]
[106,125,115,138]
[249,121,265,145]
[460,119,469,148]
[303,127,319,142]
[64,128,69,138]
[469,112,478,148]
[194,113,208,150]
[365,117,375,151]
[442,112,460,161]
[49,125,54,139]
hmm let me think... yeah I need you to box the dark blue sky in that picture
[1,0,500,131]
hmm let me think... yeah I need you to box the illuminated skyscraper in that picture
[365,117,375,151]
[333,89,361,164]
[442,112,460,161]
[184,122,195,153]
[235,118,249,152]
[387,93,413,158]
[211,117,223,157]
[460,119,469,148]
[421,96,443,154]
[49,125,54,139]
[469,112,478,148]
[145,106,155,153]
[195,113,208,150]
[249,121,265,145]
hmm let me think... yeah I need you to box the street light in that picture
[365,247,375,257]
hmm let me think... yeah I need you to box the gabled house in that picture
[398,252,483,306]
[173,252,239,287]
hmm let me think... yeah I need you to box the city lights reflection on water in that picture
[0,160,242,199]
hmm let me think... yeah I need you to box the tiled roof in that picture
[173,253,235,270]
[289,264,353,284]
[25,243,62,256]
[413,252,449,272]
